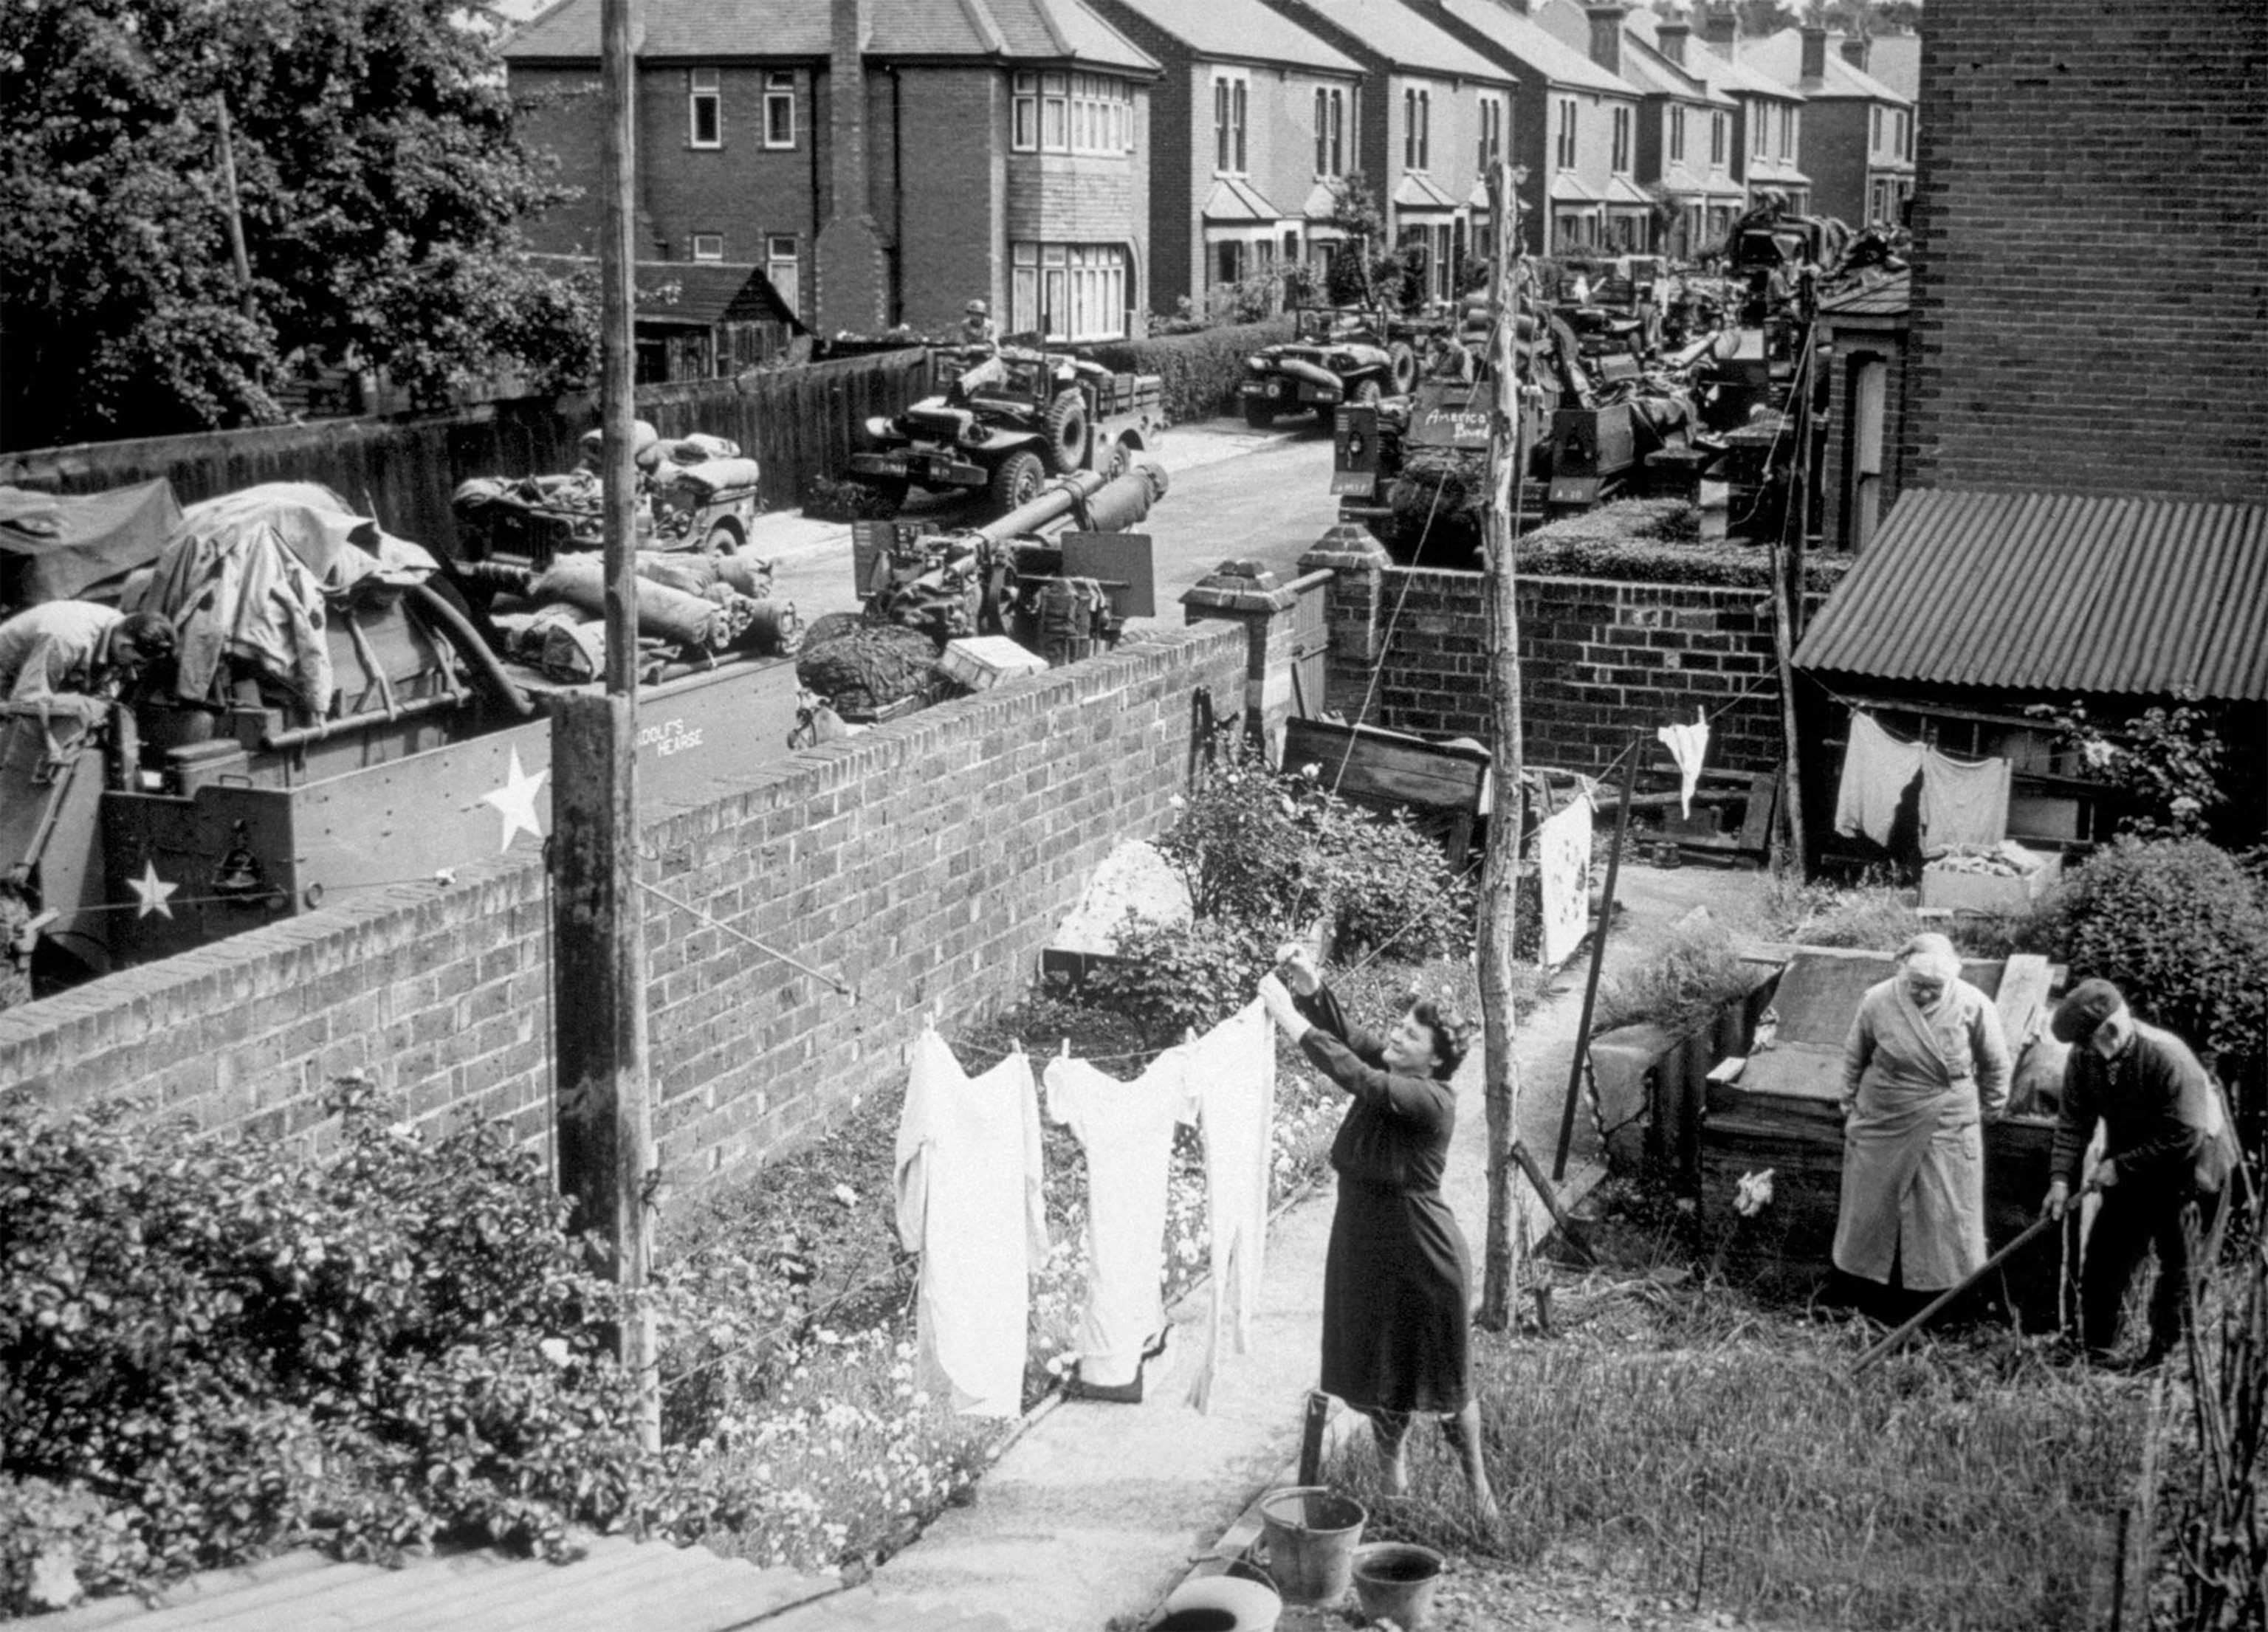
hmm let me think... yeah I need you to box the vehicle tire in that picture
[859,477,910,515]
[988,450,1046,518]
[1102,435,1133,480]
[1243,398,1276,429]
[1386,341,1419,396]
[704,517,744,554]
[1042,389,1090,473]
[1353,379,1384,408]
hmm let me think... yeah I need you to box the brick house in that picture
[1536,3,1739,258]
[502,0,1161,341]
[1085,0,1364,317]
[1793,0,2268,858]
[1687,12,1811,216]
[1254,0,1523,299]
[1403,0,1644,258]
[1738,25,1912,227]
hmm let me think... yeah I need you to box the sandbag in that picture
[529,554,726,650]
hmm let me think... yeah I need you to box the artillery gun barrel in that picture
[973,456,1169,544]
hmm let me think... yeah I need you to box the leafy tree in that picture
[0,0,596,445]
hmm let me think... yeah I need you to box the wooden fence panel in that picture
[0,351,927,558]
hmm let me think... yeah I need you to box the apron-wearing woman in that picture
[1835,933,2012,1318]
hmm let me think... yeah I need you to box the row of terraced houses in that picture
[504,0,1916,349]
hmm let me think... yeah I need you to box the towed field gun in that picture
[849,346,1165,518]
[2,479,803,994]
[794,459,1167,733]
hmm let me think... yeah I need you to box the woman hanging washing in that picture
[1834,932,2011,1320]
[1257,946,1496,1518]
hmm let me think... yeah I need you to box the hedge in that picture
[1087,317,1294,424]
[1513,499,1852,593]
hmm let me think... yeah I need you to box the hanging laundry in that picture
[1180,1001,1276,1414]
[1832,710,1925,847]
[1920,746,2013,850]
[1656,706,1711,819]
[1043,1044,1194,1394]
[894,1027,1048,1419]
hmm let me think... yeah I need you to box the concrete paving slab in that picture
[868,864,1769,1631]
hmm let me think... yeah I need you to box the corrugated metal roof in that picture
[1102,0,1362,75]
[1793,489,2268,700]
[505,0,1158,70]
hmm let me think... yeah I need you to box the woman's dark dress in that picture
[1295,985,1473,1414]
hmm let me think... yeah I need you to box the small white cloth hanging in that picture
[1656,706,1711,819]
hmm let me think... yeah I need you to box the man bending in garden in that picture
[2041,979,2238,1370]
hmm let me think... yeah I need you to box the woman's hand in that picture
[1274,943,1321,997]
[1257,974,1311,1043]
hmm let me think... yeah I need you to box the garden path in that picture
[867,861,1770,1631]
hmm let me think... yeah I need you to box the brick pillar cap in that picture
[1181,574,1299,615]
[1299,523,1396,574]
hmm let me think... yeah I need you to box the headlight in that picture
[1245,357,1268,373]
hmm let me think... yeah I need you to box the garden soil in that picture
[865,862,1775,1631]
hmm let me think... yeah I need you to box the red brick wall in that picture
[1795,97,1869,227]
[1320,568,1791,776]
[895,69,1008,333]
[1903,0,2268,503]
[512,64,822,275]
[0,630,1248,1191]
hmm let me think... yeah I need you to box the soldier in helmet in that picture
[952,297,1008,399]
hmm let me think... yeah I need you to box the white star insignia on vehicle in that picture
[480,749,549,853]
[129,859,178,920]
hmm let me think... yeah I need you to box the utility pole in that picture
[1475,157,1531,1333]
[211,96,255,321]
[551,0,657,1450]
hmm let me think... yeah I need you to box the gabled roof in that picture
[1288,0,1516,85]
[1102,0,1360,75]
[1203,176,1289,221]
[1615,33,1734,106]
[1393,172,1460,210]
[1426,0,1632,96]
[1742,28,1908,103]
[1793,489,2268,700]
[1665,30,1806,103]
[534,257,808,330]
[504,0,1158,73]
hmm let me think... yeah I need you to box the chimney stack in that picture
[1587,4,1628,78]
[1800,24,1827,82]
[1840,34,1870,72]
[1700,9,1737,53]
[815,0,890,332]
[1657,8,1690,67]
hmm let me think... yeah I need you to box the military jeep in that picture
[1238,306,1418,428]
[850,345,1164,518]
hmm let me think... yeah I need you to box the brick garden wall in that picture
[1302,534,1789,777]
[0,628,1247,1196]
[1904,0,2268,503]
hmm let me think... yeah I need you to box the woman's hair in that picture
[1897,931,1962,985]
[1407,998,1472,1080]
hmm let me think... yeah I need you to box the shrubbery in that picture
[1513,500,1852,593]
[1081,748,1477,1043]
[1085,317,1293,424]
[0,1086,749,1616]
[2049,838,2268,1068]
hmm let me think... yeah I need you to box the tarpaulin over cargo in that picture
[0,479,182,607]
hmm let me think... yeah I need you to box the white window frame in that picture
[1010,241,1127,342]
[1711,110,1726,168]
[691,232,724,261]
[1669,104,1685,164]
[1780,104,1796,161]
[1041,72,1069,152]
[1753,100,1769,159]
[763,71,795,150]
[689,68,721,150]
[766,235,799,314]
[1612,105,1632,174]
[1214,73,1248,174]
[1556,97,1577,171]
[1477,92,1505,171]
[1012,72,1039,152]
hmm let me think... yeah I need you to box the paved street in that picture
[712,419,1347,762]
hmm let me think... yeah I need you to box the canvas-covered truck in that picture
[848,346,1165,517]
[1,481,800,996]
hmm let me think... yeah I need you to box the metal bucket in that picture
[1352,1541,1446,1630]
[1252,1485,1367,1605]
